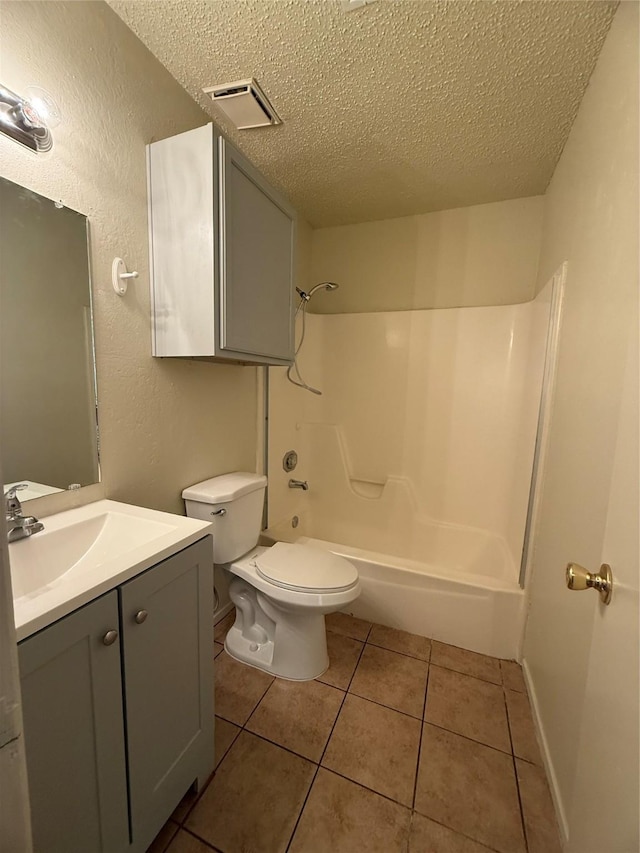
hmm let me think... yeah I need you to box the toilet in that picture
[182,472,360,680]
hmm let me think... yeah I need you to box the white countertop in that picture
[10,499,213,641]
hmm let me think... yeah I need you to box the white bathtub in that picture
[270,532,526,659]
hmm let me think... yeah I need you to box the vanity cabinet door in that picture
[120,536,214,853]
[19,591,129,853]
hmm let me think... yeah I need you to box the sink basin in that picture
[10,499,212,641]
[10,511,176,599]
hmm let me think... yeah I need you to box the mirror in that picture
[0,177,100,500]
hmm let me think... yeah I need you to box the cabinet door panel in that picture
[148,123,217,357]
[19,591,129,853]
[220,138,295,360]
[120,537,214,852]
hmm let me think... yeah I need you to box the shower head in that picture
[306,281,340,299]
[289,281,340,395]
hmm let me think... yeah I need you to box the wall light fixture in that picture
[0,83,60,153]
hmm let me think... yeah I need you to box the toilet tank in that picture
[182,472,267,564]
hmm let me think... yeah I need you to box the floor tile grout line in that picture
[319,633,368,763]
[180,823,224,852]
[411,661,430,810]
[503,685,531,853]
[172,766,218,830]
[211,623,538,853]
[365,636,432,664]
[283,637,369,853]
[422,718,517,758]
[226,676,522,764]
[211,718,241,773]
[313,624,522,684]
[243,727,321,766]
[154,819,180,853]
[347,676,428,722]
[351,631,504,684]
[173,709,245,830]
[242,675,277,731]
[410,811,509,853]
[319,765,415,811]
[283,764,320,853]
[502,684,542,766]
[217,627,527,756]
[216,635,320,853]
[513,753,531,853]
[430,660,503,687]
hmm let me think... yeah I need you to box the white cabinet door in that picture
[219,137,295,362]
[148,123,217,358]
[148,124,295,365]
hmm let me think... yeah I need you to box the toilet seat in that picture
[255,542,358,593]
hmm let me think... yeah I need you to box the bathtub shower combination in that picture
[267,274,564,659]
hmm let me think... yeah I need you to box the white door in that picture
[565,332,639,852]
[521,4,639,849]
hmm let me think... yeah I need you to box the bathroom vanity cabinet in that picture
[19,537,214,853]
[147,123,296,365]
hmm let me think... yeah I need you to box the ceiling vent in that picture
[202,78,282,129]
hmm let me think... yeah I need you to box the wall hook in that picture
[112,257,139,296]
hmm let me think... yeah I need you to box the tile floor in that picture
[148,611,562,853]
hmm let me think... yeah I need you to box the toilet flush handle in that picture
[211,508,226,517]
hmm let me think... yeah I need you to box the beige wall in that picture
[522,2,638,848]
[0,1,258,515]
[309,196,544,313]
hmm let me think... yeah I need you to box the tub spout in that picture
[288,479,309,491]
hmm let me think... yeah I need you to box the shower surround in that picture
[268,286,552,657]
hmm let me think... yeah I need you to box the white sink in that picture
[10,499,212,641]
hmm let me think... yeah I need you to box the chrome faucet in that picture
[288,479,309,491]
[5,484,44,543]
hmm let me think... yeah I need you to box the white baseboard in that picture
[522,657,569,846]
[214,600,233,625]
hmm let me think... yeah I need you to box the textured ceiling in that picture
[108,0,617,227]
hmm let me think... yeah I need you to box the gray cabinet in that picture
[19,591,129,853]
[19,537,214,853]
[121,539,214,852]
[147,123,296,365]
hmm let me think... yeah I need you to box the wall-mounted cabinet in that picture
[147,123,296,365]
[19,537,214,853]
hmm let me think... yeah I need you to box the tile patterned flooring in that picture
[148,611,562,853]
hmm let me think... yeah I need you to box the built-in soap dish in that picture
[349,478,385,499]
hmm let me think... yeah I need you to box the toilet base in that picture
[225,578,330,680]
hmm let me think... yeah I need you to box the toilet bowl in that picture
[182,473,360,680]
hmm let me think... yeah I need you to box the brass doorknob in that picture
[566,563,613,605]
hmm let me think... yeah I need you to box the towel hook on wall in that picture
[112,257,139,296]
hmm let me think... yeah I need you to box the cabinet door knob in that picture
[134,610,148,624]
[103,630,118,646]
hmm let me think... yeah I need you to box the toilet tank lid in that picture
[182,472,267,503]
